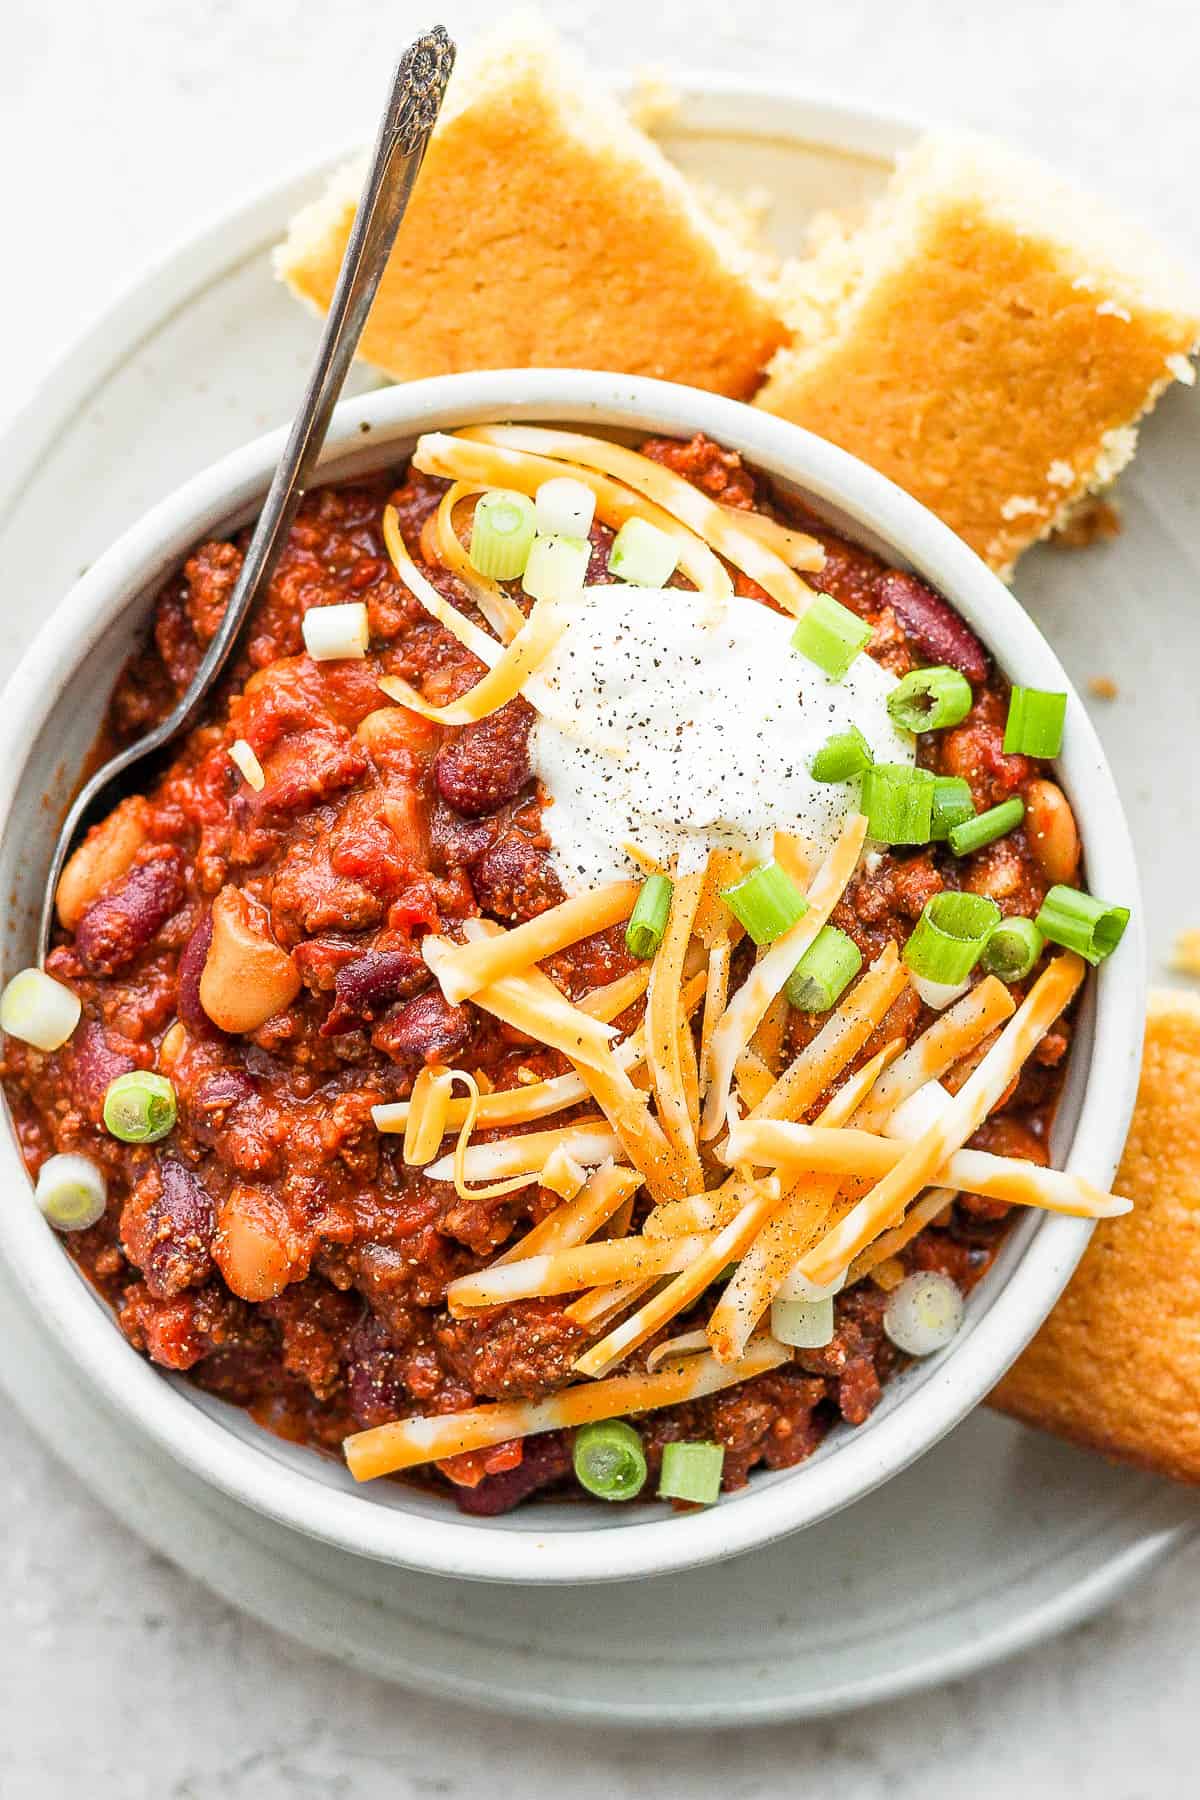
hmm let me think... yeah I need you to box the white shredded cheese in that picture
[229,739,265,792]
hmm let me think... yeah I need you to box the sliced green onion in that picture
[35,1152,107,1233]
[573,1419,647,1501]
[102,1071,177,1144]
[468,489,536,580]
[1035,885,1130,965]
[887,665,973,733]
[0,966,81,1052]
[947,796,1025,857]
[534,476,595,541]
[785,925,862,1011]
[302,601,369,662]
[810,726,873,783]
[659,1440,725,1506]
[1003,686,1067,757]
[983,916,1044,982]
[607,517,679,587]
[790,592,872,681]
[861,763,935,844]
[930,776,976,842]
[626,874,673,960]
[722,861,808,946]
[770,1294,835,1349]
[522,533,590,603]
[904,891,1002,986]
[883,1270,964,1355]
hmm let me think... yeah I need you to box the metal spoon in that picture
[37,24,456,963]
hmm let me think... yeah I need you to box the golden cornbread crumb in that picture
[756,131,1200,574]
[1171,932,1200,978]
[275,10,785,399]
[625,69,681,133]
[990,989,1200,1482]
[1052,496,1123,550]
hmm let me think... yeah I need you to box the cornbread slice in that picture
[990,989,1200,1483]
[275,10,786,398]
[756,132,1200,573]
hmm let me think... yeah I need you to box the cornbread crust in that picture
[756,132,1200,574]
[274,11,786,398]
[990,989,1200,1483]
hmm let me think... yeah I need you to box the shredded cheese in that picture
[434,484,527,642]
[725,1120,1130,1218]
[796,954,1087,1285]
[847,1188,956,1283]
[428,1118,620,1186]
[706,1040,902,1362]
[574,1177,782,1378]
[564,1272,662,1331]
[850,977,1016,1132]
[412,432,732,598]
[538,1146,590,1202]
[377,591,564,726]
[491,1164,644,1267]
[427,883,640,1004]
[382,504,502,667]
[344,1340,792,1481]
[446,1232,715,1314]
[228,739,265,792]
[750,942,906,1124]
[423,938,620,1075]
[645,868,706,1193]
[701,813,869,1139]
[462,425,823,612]
[401,1064,454,1166]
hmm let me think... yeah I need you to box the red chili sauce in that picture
[0,433,1071,1512]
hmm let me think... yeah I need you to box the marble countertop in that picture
[3,0,1198,1791]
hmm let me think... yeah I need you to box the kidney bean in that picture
[429,800,502,871]
[176,910,215,1032]
[372,989,473,1066]
[191,1068,257,1112]
[122,1159,216,1300]
[321,945,429,1037]
[471,832,565,922]
[75,847,187,975]
[453,1431,573,1515]
[345,1312,409,1430]
[874,571,989,683]
[63,1019,141,1121]
[434,700,533,816]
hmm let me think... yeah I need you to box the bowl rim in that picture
[0,368,1145,1584]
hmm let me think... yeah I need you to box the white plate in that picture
[0,79,1195,1722]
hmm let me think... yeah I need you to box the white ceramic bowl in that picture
[0,370,1143,1584]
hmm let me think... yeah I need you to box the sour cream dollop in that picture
[530,584,914,891]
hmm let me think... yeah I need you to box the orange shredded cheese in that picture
[344,1340,792,1481]
[796,954,1088,1285]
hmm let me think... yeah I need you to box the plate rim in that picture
[0,71,1191,1720]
